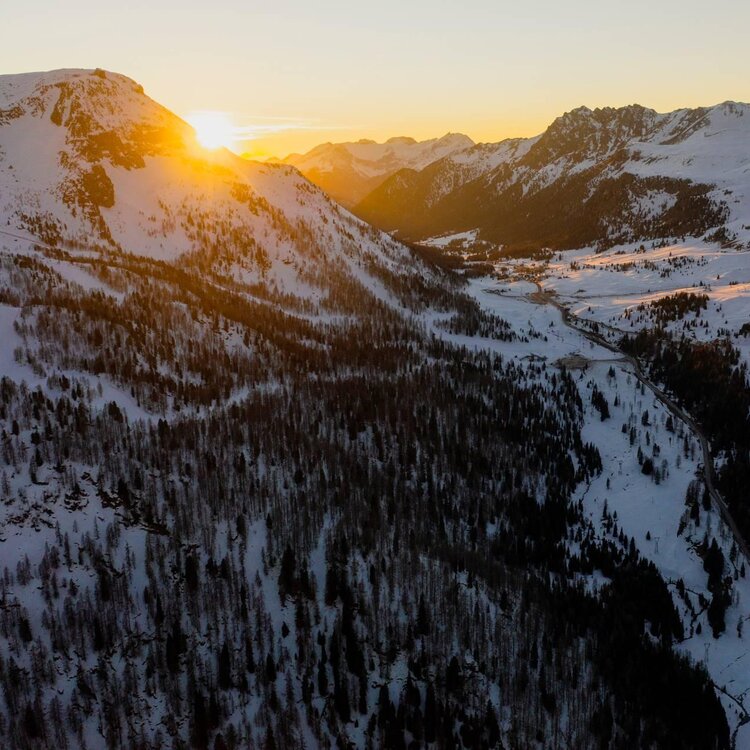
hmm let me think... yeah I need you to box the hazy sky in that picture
[3,0,749,158]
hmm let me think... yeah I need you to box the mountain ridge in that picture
[0,67,454,313]
[353,100,750,253]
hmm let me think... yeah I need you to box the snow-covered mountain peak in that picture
[0,68,446,317]
[527,103,662,166]
[385,135,417,145]
[0,68,190,162]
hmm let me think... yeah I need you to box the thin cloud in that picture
[185,110,351,143]
[231,119,352,142]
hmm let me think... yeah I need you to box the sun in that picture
[186,111,235,150]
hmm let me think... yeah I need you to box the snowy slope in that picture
[542,240,750,369]
[0,69,495,750]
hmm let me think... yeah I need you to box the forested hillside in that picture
[0,246,729,749]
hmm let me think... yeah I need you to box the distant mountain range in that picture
[301,103,750,254]
[277,133,474,208]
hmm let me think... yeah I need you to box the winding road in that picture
[530,280,750,565]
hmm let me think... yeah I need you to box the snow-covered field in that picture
[541,241,750,369]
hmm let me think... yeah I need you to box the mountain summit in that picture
[0,68,444,307]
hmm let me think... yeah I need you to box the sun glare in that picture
[186,111,235,150]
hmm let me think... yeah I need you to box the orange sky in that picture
[3,0,749,159]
